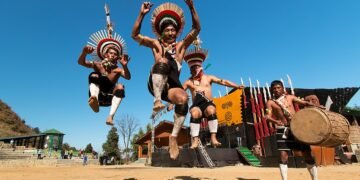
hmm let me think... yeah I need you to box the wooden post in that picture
[138,145,143,159]
[147,142,152,158]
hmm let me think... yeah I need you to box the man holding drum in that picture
[265,80,318,180]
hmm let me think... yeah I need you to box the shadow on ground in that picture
[170,176,214,180]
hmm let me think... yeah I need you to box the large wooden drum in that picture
[290,108,350,147]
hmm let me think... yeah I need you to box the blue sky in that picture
[1,0,359,152]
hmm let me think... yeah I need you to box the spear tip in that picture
[104,4,110,14]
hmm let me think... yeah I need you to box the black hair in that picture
[105,46,120,55]
[270,80,283,94]
[270,80,283,88]
[160,19,179,33]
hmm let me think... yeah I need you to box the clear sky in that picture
[1,0,359,152]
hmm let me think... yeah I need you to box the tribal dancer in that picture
[265,80,318,180]
[78,4,131,126]
[132,0,200,160]
[183,37,244,149]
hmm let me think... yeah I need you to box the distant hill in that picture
[0,100,36,137]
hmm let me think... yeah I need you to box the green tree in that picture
[62,143,71,151]
[146,123,152,132]
[84,143,93,153]
[102,127,121,160]
[33,127,41,134]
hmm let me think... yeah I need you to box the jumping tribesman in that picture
[265,80,318,180]
[182,37,244,149]
[132,0,200,160]
[78,4,131,126]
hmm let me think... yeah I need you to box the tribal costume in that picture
[147,40,183,102]
[88,72,125,106]
[269,80,317,180]
[146,3,185,103]
[86,5,127,106]
[271,95,311,151]
[184,40,220,138]
[190,91,216,113]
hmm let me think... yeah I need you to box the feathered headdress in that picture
[151,2,185,38]
[87,4,127,60]
[184,36,208,68]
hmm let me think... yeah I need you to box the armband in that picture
[266,109,272,115]
[89,61,94,67]
[138,34,144,45]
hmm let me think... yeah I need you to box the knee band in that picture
[279,160,288,165]
[88,73,100,84]
[114,89,125,98]
[305,159,315,165]
[190,117,202,124]
[207,114,217,121]
[175,104,188,116]
[152,62,169,75]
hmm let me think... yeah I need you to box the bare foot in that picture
[211,134,222,147]
[106,116,114,126]
[169,136,179,160]
[190,137,200,149]
[88,96,99,113]
[153,100,165,112]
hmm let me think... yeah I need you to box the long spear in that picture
[241,77,247,109]
[280,78,287,94]
[266,82,272,100]
[249,78,262,156]
[104,4,113,38]
[254,87,264,138]
[287,74,300,112]
[257,80,270,137]
[263,85,275,134]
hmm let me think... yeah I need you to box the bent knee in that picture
[90,74,99,78]
[89,73,100,83]
[176,94,188,104]
[115,84,124,90]
[175,104,188,116]
[190,109,202,118]
[205,106,216,116]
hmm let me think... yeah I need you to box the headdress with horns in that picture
[151,2,185,38]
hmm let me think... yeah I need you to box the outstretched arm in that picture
[78,46,95,68]
[131,2,156,48]
[293,96,325,109]
[181,0,201,49]
[210,75,244,89]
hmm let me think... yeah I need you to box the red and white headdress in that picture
[87,4,127,60]
[151,2,185,38]
[184,37,208,68]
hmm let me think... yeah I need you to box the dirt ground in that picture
[0,163,359,180]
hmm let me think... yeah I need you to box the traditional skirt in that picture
[276,126,311,151]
